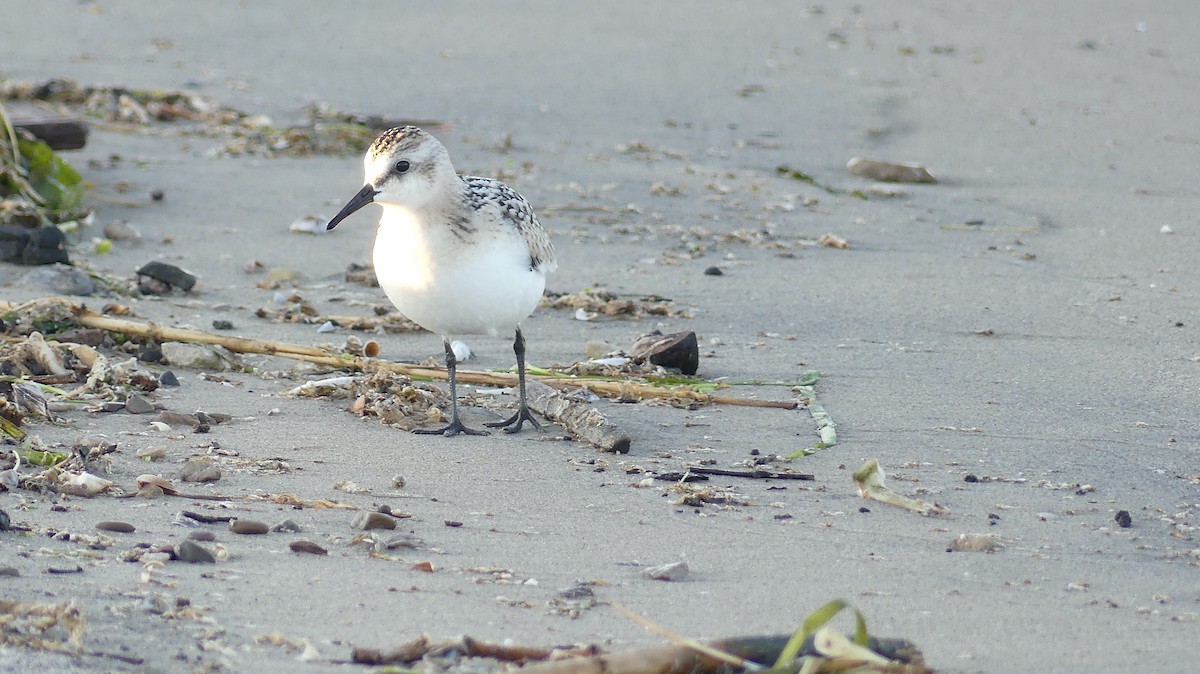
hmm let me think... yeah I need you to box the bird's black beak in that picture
[327,184,379,230]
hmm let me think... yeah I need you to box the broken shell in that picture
[846,157,937,184]
[288,215,326,234]
[351,511,396,531]
[630,331,699,375]
[59,471,113,496]
[136,474,180,495]
[363,340,381,358]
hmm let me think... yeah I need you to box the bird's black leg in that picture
[485,327,542,434]
[415,338,488,437]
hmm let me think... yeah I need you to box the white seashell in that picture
[450,340,472,362]
[289,215,326,235]
[61,471,114,496]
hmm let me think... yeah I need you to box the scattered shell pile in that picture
[0,77,438,158]
[284,367,449,431]
[254,293,421,333]
[541,288,693,319]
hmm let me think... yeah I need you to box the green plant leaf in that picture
[17,135,84,211]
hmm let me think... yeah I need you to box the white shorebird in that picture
[327,126,556,436]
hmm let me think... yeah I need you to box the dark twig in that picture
[687,467,814,481]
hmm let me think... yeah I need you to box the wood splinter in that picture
[524,380,632,454]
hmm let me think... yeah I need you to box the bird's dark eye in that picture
[394,160,411,174]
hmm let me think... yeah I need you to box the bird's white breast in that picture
[372,204,545,337]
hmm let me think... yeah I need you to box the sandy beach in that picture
[1,2,1198,672]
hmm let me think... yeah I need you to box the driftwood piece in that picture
[11,116,89,150]
[516,634,926,674]
[525,380,632,453]
[0,299,798,410]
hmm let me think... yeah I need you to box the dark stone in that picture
[703,266,723,276]
[212,319,234,330]
[1114,510,1132,528]
[137,261,197,291]
[0,225,69,265]
[964,474,979,483]
[159,371,180,387]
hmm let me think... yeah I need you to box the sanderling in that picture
[327,126,556,436]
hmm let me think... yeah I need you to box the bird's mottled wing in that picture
[462,176,557,273]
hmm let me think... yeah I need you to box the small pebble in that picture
[642,561,689,581]
[0,566,19,577]
[212,319,234,330]
[158,411,200,429]
[103,220,141,241]
[1115,510,1133,528]
[391,475,406,489]
[0,509,9,532]
[229,519,270,535]
[179,459,221,483]
[384,534,422,550]
[150,188,165,201]
[96,521,136,533]
[125,394,156,415]
[351,511,396,531]
[444,520,464,528]
[187,530,216,542]
[289,540,328,556]
[100,401,125,413]
[159,371,180,387]
[271,518,302,533]
[964,474,979,483]
[175,540,216,564]
[703,266,723,276]
[138,345,163,363]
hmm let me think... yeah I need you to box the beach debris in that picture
[288,214,326,234]
[136,261,196,293]
[948,533,1003,553]
[160,342,236,371]
[229,519,269,535]
[1115,510,1132,528]
[179,458,221,483]
[9,115,88,151]
[135,474,180,495]
[852,459,949,517]
[0,225,70,265]
[0,598,85,652]
[541,288,692,319]
[703,265,723,276]
[817,232,848,249]
[174,540,216,564]
[776,165,867,199]
[847,157,937,184]
[524,380,631,453]
[95,521,135,533]
[351,511,397,531]
[289,540,328,556]
[630,330,699,375]
[58,471,113,497]
[101,220,140,241]
[642,561,689,581]
[1,77,446,158]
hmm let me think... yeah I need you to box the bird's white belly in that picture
[372,216,544,337]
